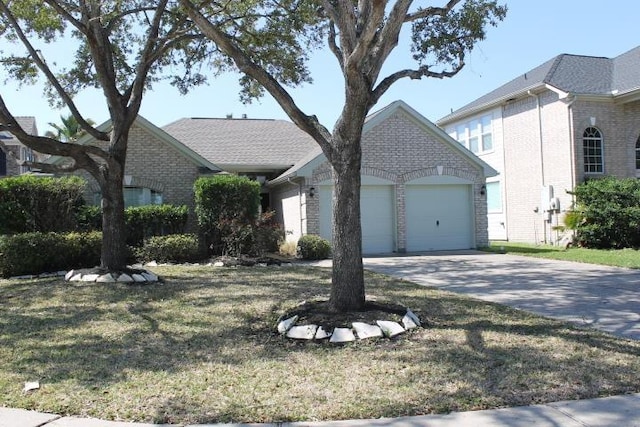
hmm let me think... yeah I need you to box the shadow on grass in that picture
[1,266,640,424]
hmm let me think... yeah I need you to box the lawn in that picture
[2,265,640,424]
[483,241,640,269]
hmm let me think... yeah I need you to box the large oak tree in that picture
[0,0,315,271]
[180,0,507,312]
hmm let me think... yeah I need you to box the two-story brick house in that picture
[0,117,39,177]
[437,46,640,244]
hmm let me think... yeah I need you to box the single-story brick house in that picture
[47,100,496,254]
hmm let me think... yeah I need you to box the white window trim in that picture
[583,127,604,175]
[451,114,495,155]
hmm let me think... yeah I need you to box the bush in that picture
[297,235,331,260]
[194,175,261,254]
[217,211,285,257]
[134,234,202,264]
[125,204,189,246]
[0,175,86,234]
[0,231,102,277]
[570,177,640,249]
[73,204,189,246]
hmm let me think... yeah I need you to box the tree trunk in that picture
[329,132,365,312]
[100,166,127,271]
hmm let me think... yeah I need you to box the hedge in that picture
[134,234,202,263]
[0,231,102,278]
[0,175,86,234]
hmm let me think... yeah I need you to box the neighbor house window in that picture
[635,136,640,172]
[583,127,603,173]
[486,181,502,213]
[0,149,6,176]
[452,114,494,154]
[20,147,34,174]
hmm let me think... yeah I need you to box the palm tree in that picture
[45,114,95,142]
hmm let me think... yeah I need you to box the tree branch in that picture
[326,22,344,71]
[0,0,109,142]
[371,58,465,105]
[179,0,334,156]
[404,0,461,22]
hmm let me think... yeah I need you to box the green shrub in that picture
[217,211,285,257]
[0,231,102,277]
[0,175,86,234]
[297,235,331,260]
[76,205,102,231]
[194,175,261,254]
[134,234,202,264]
[125,204,189,246]
[570,176,640,249]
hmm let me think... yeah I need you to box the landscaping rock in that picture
[96,274,116,283]
[376,320,406,338]
[132,274,147,283]
[65,270,75,281]
[142,271,158,282]
[402,311,420,330]
[69,273,83,282]
[277,315,298,334]
[352,322,383,340]
[116,273,134,283]
[81,274,100,282]
[329,327,356,343]
[145,261,158,267]
[406,309,421,326]
[315,326,332,340]
[213,261,225,267]
[286,324,318,340]
[23,381,39,393]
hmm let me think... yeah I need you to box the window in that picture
[452,114,494,154]
[124,187,163,208]
[20,147,34,174]
[486,181,502,213]
[0,149,6,176]
[635,136,640,171]
[583,127,603,173]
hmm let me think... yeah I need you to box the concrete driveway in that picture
[360,251,640,340]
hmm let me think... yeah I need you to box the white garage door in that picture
[405,184,473,251]
[320,185,395,254]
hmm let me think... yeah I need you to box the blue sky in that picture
[2,1,639,135]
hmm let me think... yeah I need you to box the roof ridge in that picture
[543,54,568,85]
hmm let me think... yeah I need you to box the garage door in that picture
[405,184,473,251]
[320,185,395,254]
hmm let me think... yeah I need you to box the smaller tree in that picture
[44,114,95,142]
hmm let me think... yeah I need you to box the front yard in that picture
[1,265,640,424]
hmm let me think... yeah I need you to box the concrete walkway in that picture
[360,251,640,340]
[3,393,640,426]
[4,252,640,426]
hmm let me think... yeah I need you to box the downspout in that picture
[565,94,577,196]
[528,90,547,243]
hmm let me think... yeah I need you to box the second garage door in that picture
[405,184,473,251]
[320,185,395,254]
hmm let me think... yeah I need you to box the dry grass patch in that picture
[1,265,639,424]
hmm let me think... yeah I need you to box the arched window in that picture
[583,127,603,173]
[635,136,640,171]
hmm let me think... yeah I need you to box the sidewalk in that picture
[3,393,640,427]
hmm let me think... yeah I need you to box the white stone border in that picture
[278,309,421,343]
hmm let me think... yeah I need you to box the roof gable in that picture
[46,115,221,171]
[271,100,496,184]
